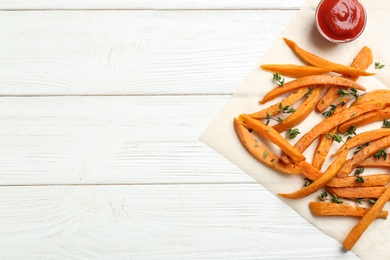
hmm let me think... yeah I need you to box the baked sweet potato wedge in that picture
[233,118,302,174]
[316,46,373,112]
[309,201,388,218]
[283,38,375,77]
[260,75,365,104]
[343,184,390,250]
[260,64,331,78]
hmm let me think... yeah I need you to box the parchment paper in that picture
[199,1,390,259]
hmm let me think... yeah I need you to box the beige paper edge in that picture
[199,0,390,259]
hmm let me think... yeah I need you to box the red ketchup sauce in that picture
[316,0,366,43]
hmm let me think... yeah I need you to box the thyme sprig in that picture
[279,103,295,114]
[383,120,390,128]
[286,128,300,139]
[355,168,365,184]
[273,72,285,86]
[374,149,388,160]
[337,88,359,100]
[354,142,369,154]
[375,62,385,69]
[322,104,337,118]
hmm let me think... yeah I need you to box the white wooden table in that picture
[0,1,361,259]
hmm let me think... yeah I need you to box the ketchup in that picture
[316,0,366,42]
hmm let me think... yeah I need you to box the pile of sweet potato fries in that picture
[234,38,390,250]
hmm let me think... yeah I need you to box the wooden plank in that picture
[0,0,305,10]
[0,184,359,259]
[0,10,297,95]
[0,95,256,185]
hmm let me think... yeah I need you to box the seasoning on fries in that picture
[233,38,390,251]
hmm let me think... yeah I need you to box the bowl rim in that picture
[315,0,367,43]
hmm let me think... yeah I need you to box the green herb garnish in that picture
[344,125,357,136]
[318,190,328,201]
[332,194,343,204]
[354,142,369,154]
[369,199,377,204]
[375,62,385,69]
[303,178,312,187]
[374,149,388,160]
[305,87,313,97]
[337,88,349,97]
[356,176,365,183]
[273,72,285,86]
[286,128,300,139]
[279,103,296,114]
[322,104,337,118]
[383,120,390,128]
[332,133,343,143]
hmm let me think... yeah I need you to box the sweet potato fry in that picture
[338,135,390,177]
[282,100,386,163]
[343,184,390,250]
[312,132,336,170]
[327,186,386,199]
[273,87,322,133]
[299,160,322,180]
[260,75,365,104]
[238,114,306,162]
[352,89,390,107]
[283,38,375,77]
[312,98,349,170]
[359,156,390,168]
[309,202,388,218]
[260,64,331,78]
[338,107,390,133]
[332,129,390,157]
[248,87,310,119]
[278,148,348,199]
[233,118,302,174]
[315,46,373,112]
[327,174,390,188]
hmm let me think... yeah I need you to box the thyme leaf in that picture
[375,62,385,69]
[286,128,301,139]
[374,149,388,160]
[273,72,285,86]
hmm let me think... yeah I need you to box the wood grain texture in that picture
[0,2,362,259]
[0,95,255,185]
[0,0,305,10]
[0,10,296,95]
[0,184,359,259]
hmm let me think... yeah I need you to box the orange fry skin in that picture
[281,100,386,163]
[260,75,365,104]
[273,87,322,133]
[327,174,390,188]
[337,135,390,177]
[260,64,331,78]
[332,129,390,157]
[343,184,390,250]
[309,202,388,219]
[248,87,309,119]
[316,46,373,112]
[238,114,305,162]
[299,160,322,180]
[233,118,302,175]
[352,89,390,107]
[338,107,390,134]
[327,186,386,199]
[312,98,349,170]
[278,148,348,199]
[359,156,390,168]
[312,131,336,170]
[283,38,375,77]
